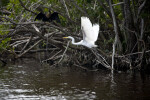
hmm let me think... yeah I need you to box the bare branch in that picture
[62,0,70,18]
[138,0,147,16]
[18,0,37,15]
[109,0,119,70]
[17,39,43,58]
[112,2,124,6]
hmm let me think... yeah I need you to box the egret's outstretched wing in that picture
[81,26,85,41]
[81,17,93,41]
[92,24,99,41]
[81,17,99,43]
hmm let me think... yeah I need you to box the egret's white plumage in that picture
[64,17,99,48]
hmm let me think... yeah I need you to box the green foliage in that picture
[103,38,114,52]
[0,0,9,7]
[0,25,8,35]
[104,38,114,45]
[0,24,11,52]
[0,37,11,51]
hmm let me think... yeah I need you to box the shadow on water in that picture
[0,58,150,100]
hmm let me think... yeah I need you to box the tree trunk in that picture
[124,0,137,53]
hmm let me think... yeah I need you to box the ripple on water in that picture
[0,59,150,100]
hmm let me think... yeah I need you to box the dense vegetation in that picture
[0,0,150,71]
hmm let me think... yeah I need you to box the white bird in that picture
[63,17,99,48]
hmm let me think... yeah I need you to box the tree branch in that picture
[19,0,37,15]
[109,0,119,70]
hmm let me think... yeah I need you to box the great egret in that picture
[64,17,99,48]
[35,11,60,23]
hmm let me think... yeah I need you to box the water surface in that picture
[0,58,150,100]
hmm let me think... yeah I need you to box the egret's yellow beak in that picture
[63,37,68,39]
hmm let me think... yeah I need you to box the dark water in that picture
[0,59,150,100]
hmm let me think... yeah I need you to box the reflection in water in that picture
[0,58,150,100]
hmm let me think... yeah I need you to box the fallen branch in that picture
[58,41,70,63]
[20,35,33,53]
[116,50,150,57]
[90,48,111,70]
[17,39,43,58]
[42,50,62,63]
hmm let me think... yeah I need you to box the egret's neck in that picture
[69,37,82,45]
